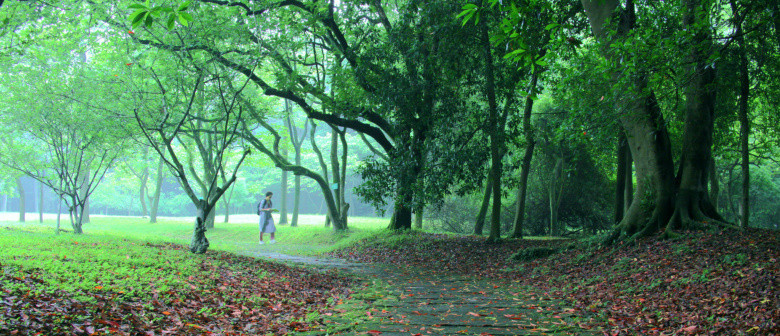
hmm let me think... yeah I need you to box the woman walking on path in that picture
[258,191,276,244]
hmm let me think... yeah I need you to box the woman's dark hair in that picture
[265,191,273,197]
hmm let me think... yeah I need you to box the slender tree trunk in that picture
[511,70,539,239]
[727,163,738,220]
[2,194,7,212]
[474,175,492,235]
[56,196,62,235]
[38,181,44,223]
[17,177,25,222]
[292,147,302,227]
[624,146,633,212]
[140,166,149,217]
[149,157,164,223]
[330,126,341,225]
[338,129,349,225]
[549,158,565,236]
[34,179,39,220]
[615,133,628,223]
[280,146,289,225]
[480,21,502,242]
[80,168,90,224]
[731,0,750,229]
[709,157,719,210]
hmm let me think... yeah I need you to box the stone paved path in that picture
[238,247,599,335]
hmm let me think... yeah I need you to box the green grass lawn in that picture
[0,212,391,256]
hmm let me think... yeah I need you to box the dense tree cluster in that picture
[0,0,778,251]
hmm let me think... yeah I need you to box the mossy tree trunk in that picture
[582,0,731,245]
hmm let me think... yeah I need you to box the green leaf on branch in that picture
[129,10,147,28]
[166,14,176,30]
[177,1,192,12]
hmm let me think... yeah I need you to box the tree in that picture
[577,0,738,243]
[284,106,310,227]
[125,0,493,231]
[132,60,250,253]
[0,43,125,233]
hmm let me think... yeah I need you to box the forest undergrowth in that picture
[328,229,779,335]
[0,229,353,335]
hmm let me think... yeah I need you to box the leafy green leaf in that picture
[544,23,560,31]
[128,4,148,10]
[130,10,146,28]
[176,13,189,27]
[178,1,192,12]
[166,14,176,30]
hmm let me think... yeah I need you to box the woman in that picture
[257,191,276,244]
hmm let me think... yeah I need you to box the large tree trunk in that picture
[390,200,413,230]
[17,177,25,222]
[582,0,727,244]
[205,209,215,230]
[149,157,164,223]
[413,205,423,229]
[667,0,727,231]
[190,200,210,254]
[474,174,492,235]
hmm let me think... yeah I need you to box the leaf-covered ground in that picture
[328,229,779,334]
[1,240,353,335]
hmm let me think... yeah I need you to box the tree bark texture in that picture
[731,0,750,229]
[615,133,628,223]
[139,166,149,217]
[280,146,289,225]
[708,157,719,210]
[38,181,44,223]
[190,200,210,254]
[149,157,164,223]
[480,20,503,242]
[582,0,728,243]
[474,174,492,235]
[413,205,423,229]
[511,70,539,239]
[669,0,726,230]
[17,177,25,222]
